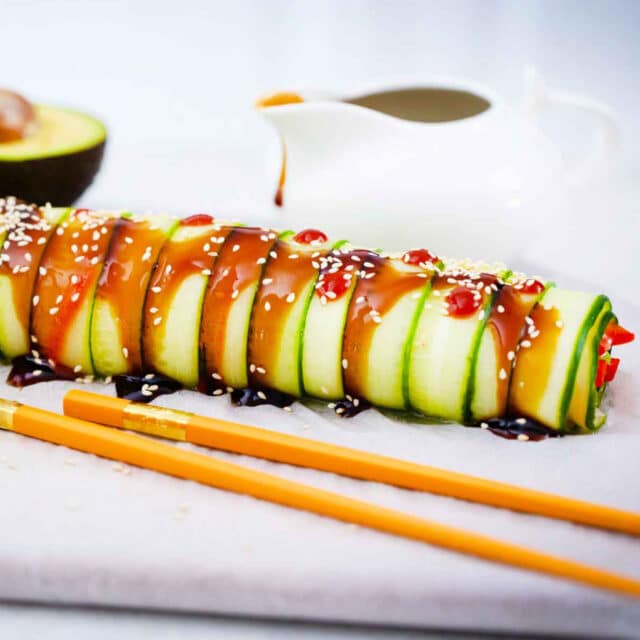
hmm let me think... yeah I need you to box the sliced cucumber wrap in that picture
[0,200,629,436]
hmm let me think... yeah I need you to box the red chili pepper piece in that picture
[605,357,620,383]
[182,213,215,226]
[598,333,613,356]
[315,269,351,301]
[605,323,635,346]
[518,279,545,295]
[595,358,607,388]
[293,228,328,244]
[446,286,481,317]
[402,248,439,266]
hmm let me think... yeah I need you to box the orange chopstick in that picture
[64,390,640,537]
[1,396,639,599]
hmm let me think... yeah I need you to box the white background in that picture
[2,1,640,637]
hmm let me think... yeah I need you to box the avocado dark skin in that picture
[0,141,105,205]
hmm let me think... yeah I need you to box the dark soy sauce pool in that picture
[345,88,491,123]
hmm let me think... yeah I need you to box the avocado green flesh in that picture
[0,105,106,161]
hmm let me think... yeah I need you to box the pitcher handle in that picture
[523,66,621,186]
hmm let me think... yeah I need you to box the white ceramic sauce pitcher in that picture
[257,69,619,264]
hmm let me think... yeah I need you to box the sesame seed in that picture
[151,286,161,293]
[122,347,129,358]
[232,244,240,252]
[256,366,266,375]
[499,368,507,380]
[555,320,564,329]
[269,251,278,259]
[201,269,212,276]
[497,305,505,313]
[39,266,47,276]
[521,340,532,348]
[288,254,299,259]
[517,434,530,441]
[342,358,348,370]
[71,292,80,303]
[264,301,271,311]
[249,363,256,373]
[32,295,39,306]
[256,257,266,265]
[49,307,59,315]
[55,294,63,304]
[213,389,224,396]
[153,317,162,326]
[257,391,267,400]
[231,289,239,299]
[124,237,133,244]
[507,350,515,361]
[480,422,489,429]
[286,292,296,303]
[262,277,273,285]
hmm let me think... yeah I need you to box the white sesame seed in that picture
[231,289,239,299]
[232,244,240,252]
[497,305,505,313]
[499,368,508,380]
[555,320,564,329]
[257,391,267,400]
[124,237,133,245]
[521,340,532,348]
[151,286,161,293]
[71,292,80,303]
[201,269,212,276]
[256,257,266,265]
[507,350,515,361]
[122,347,129,359]
[262,277,273,285]
[264,301,271,311]
[32,295,39,306]
[288,254,299,259]
[480,422,489,429]
[342,358,348,370]
[269,251,278,259]
[286,292,295,303]
[153,317,162,326]
[249,363,256,373]
[49,307,59,315]
[39,266,47,276]
[213,389,224,396]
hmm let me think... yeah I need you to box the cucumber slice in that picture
[247,234,334,397]
[200,227,277,390]
[509,288,609,430]
[342,255,430,409]
[567,306,613,431]
[408,275,495,422]
[90,215,179,376]
[469,286,545,422]
[31,209,119,373]
[301,243,355,399]
[144,222,231,387]
[0,205,69,360]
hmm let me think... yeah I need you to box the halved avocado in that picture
[0,93,106,205]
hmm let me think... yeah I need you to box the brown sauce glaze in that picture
[342,251,428,401]
[247,238,326,393]
[0,204,59,350]
[95,217,174,374]
[31,210,118,364]
[478,417,561,441]
[485,286,538,413]
[508,304,562,415]
[142,222,232,370]
[7,354,76,387]
[199,226,277,392]
[114,372,182,403]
